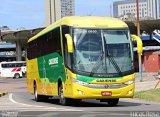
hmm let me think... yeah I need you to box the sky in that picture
[0,0,118,30]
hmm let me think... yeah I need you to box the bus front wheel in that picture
[58,85,71,106]
[107,99,119,106]
[34,84,44,102]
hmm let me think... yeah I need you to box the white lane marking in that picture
[9,93,82,111]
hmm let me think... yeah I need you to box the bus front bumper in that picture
[70,83,135,99]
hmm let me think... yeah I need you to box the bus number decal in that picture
[88,30,97,34]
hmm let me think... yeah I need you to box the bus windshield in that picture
[72,28,134,77]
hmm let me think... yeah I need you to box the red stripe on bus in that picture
[11,68,21,72]
[11,68,17,72]
[16,68,21,71]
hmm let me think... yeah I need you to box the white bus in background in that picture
[0,61,26,78]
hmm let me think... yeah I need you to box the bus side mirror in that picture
[65,34,73,53]
[131,34,143,54]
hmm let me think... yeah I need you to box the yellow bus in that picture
[27,16,142,106]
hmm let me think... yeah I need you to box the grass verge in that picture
[134,88,160,102]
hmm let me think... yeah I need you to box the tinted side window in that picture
[46,27,61,55]
[2,64,8,68]
[53,28,61,54]
[27,27,61,60]
[27,39,38,60]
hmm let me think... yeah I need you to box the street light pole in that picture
[49,0,52,24]
[136,0,140,37]
[53,0,56,22]
[136,0,143,82]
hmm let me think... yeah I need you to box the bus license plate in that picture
[101,91,112,96]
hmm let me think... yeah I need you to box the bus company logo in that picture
[49,57,58,65]
[96,79,116,82]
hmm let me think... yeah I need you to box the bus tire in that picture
[34,83,43,102]
[14,73,20,79]
[58,85,71,106]
[107,98,119,106]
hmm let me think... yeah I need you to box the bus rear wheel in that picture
[58,85,71,106]
[14,73,20,79]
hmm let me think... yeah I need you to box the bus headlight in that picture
[123,79,135,85]
[72,78,89,86]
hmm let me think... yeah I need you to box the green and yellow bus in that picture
[27,16,142,106]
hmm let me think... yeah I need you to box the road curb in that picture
[0,92,8,97]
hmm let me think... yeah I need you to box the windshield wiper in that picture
[107,51,123,76]
[89,53,104,77]
[103,35,122,76]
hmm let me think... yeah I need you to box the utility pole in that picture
[136,0,140,37]
[136,0,143,82]
[49,0,52,24]
[54,0,56,22]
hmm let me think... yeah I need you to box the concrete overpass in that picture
[125,19,160,35]
[1,28,44,61]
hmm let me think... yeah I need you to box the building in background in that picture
[147,0,160,19]
[113,0,160,20]
[0,42,16,62]
[45,0,75,26]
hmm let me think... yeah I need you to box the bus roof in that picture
[28,16,128,42]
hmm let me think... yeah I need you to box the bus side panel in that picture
[36,53,66,96]
[27,58,41,94]
[63,68,75,97]
[1,69,23,78]
[1,68,13,77]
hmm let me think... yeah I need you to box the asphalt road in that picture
[0,77,160,117]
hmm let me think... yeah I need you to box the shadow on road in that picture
[12,92,149,108]
[30,98,144,108]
